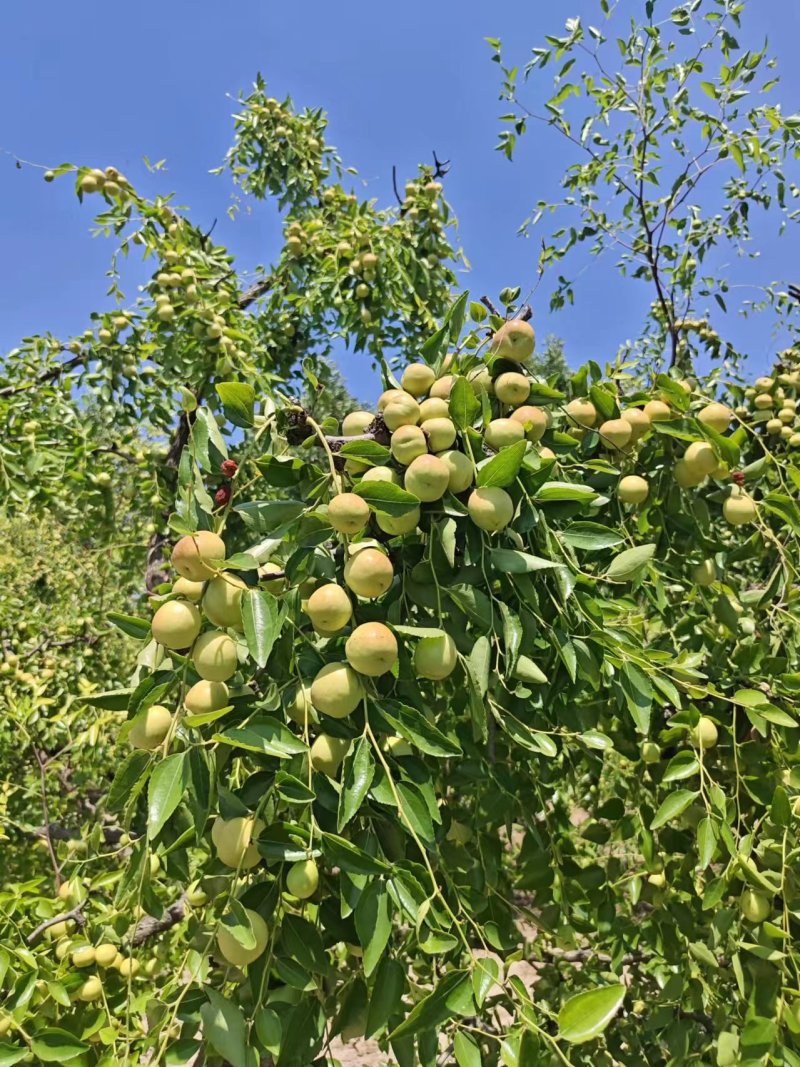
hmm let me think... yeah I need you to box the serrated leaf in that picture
[561,522,625,551]
[490,548,561,573]
[378,700,462,757]
[147,752,188,839]
[535,481,597,502]
[243,588,281,667]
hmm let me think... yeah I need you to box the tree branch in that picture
[27,902,86,945]
[0,351,86,399]
[129,894,187,946]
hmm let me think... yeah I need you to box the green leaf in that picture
[235,499,305,533]
[201,988,248,1067]
[355,879,392,977]
[254,1008,281,1056]
[215,381,255,428]
[390,970,473,1040]
[354,480,421,517]
[561,522,624,551]
[147,752,188,839]
[366,957,406,1037]
[604,543,656,582]
[215,718,307,759]
[107,750,151,813]
[512,655,548,685]
[697,817,717,869]
[243,588,281,667]
[446,290,469,342]
[397,781,435,843]
[651,789,699,830]
[449,376,481,430]
[378,700,462,757]
[662,751,699,782]
[589,384,617,420]
[454,1032,482,1067]
[30,1029,89,1063]
[0,1045,29,1067]
[339,440,391,464]
[338,736,375,831]
[535,481,597,502]
[619,662,652,734]
[107,611,151,639]
[490,549,561,573]
[82,687,133,710]
[322,833,390,875]
[557,985,625,1044]
[477,440,527,488]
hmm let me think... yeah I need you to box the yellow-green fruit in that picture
[564,398,597,429]
[71,945,96,968]
[419,397,450,422]
[429,374,456,399]
[723,491,757,526]
[383,394,421,431]
[286,684,314,726]
[344,547,394,598]
[306,583,353,635]
[781,425,794,441]
[116,956,139,977]
[151,600,201,649]
[345,622,398,677]
[327,492,370,535]
[791,433,800,447]
[286,859,319,899]
[401,363,436,397]
[217,909,268,967]
[95,944,119,968]
[490,319,535,363]
[494,372,531,406]
[203,575,247,631]
[260,561,286,591]
[467,367,493,396]
[692,717,718,750]
[640,741,661,764]
[211,815,264,869]
[510,405,548,442]
[697,402,732,433]
[391,425,428,465]
[642,399,671,423]
[311,662,364,718]
[468,487,515,532]
[342,410,374,435]
[186,885,209,907]
[739,888,770,924]
[193,630,238,682]
[438,450,473,493]
[360,465,400,485]
[755,376,774,391]
[184,679,229,716]
[484,418,525,450]
[414,633,457,680]
[754,393,774,411]
[620,407,651,441]
[674,458,704,489]
[47,921,71,941]
[692,560,717,586]
[684,441,718,478]
[128,705,172,750]
[171,530,226,581]
[377,388,405,411]
[405,454,450,501]
[779,407,795,424]
[598,418,633,449]
[766,418,783,435]
[310,734,351,776]
[618,475,649,505]
[377,507,420,536]
[172,577,205,603]
[77,976,103,1001]
[422,417,456,452]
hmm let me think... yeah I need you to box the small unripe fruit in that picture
[510,405,548,442]
[620,407,651,441]
[212,815,264,868]
[377,389,405,411]
[766,418,783,435]
[383,394,421,431]
[692,717,718,750]
[172,577,204,603]
[490,319,535,363]
[779,407,796,424]
[422,417,456,452]
[286,684,315,726]
[755,376,774,391]
[467,367,493,396]
[376,507,420,535]
[151,600,201,649]
[598,418,633,449]
[193,631,238,682]
[692,560,717,586]
[684,441,718,478]
[343,547,394,599]
[564,399,597,429]
[345,622,398,676]
[128,705,172,750]
[618,475,649,505]
[217,909,268,967]
[419,397,450,422]
[468,487,515,532]
[306,584,352,634]
[414,633,457,680]
[401,363,436,397]
[739,888,770,924]
[361,465,400,485]
[754,393,774,411]
[327,492,370,535]
[674,458,704,489]
[438,449,474,493]
[391,425,428,465]
[95,944,119,968]
[494,372,531,406]
[405,454,450,501]
[79,174,99,194]
[342,410,374,435]
[484,418,525,450]
[172,531,226,581]
[429,374,456,399]
[640,741,661,764]
[184,680,229,716]
[311,662,364,718]
[643,399,671,422]
[286,858,319,899]
[186,886,209,907]
[723,490,757,526]
[310,734,351,776]
[44,169,55,182]
[77,976,103,1001]
[72,945,96,968]
[203,574,247,630]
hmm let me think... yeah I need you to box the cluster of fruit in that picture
[69,165,130,199]
[735,372,800,446]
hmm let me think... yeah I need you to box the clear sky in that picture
[2,1,799,396]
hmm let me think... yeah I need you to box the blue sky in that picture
[2,1,799,397]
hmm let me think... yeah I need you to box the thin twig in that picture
[391,165,403,207]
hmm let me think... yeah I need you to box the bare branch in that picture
[129,894,187,947]
[391,165,403,208]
